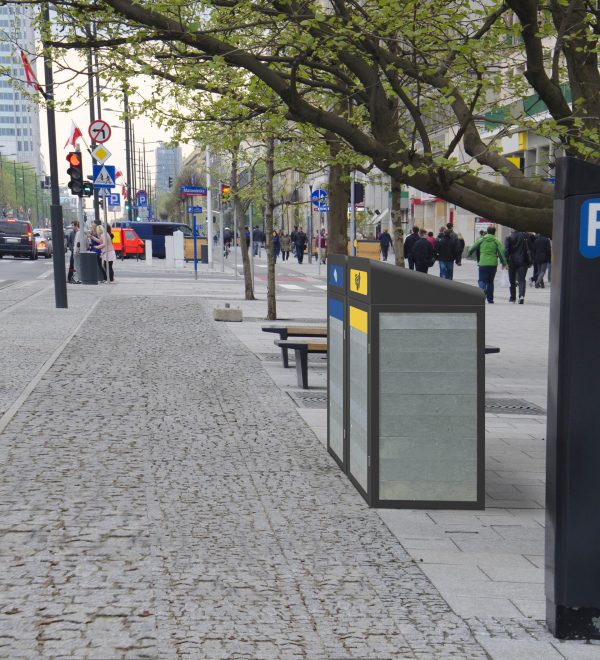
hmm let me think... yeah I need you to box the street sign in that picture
[137,190,148,207]
[311,188,328,209]
[92,164,116,189]
[180,185,207,196]
[88,119,111,144]
[106,192,120,208]
[187,205,203,213]
[91,144,111,164]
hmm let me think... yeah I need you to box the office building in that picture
[0,4,43,175]
[155,143,182,192]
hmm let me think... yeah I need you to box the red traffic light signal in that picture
[66,151,84,196]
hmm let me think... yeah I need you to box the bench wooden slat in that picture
[275,339,328,389]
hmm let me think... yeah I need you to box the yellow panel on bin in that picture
[349,306,368,334]
[349,269,368,295]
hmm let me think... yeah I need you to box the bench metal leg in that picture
[281,347,289,368]
[294,348,309,389]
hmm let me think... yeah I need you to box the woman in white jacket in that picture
[97,223,117,282]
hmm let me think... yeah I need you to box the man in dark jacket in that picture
[290,226,298,257]
[379,228,392,261]
[435,229,460,280]
[504,229,532,303]
[412,229,435,274]
[403,226,420,270]
[295,227,307,264]
[533,233,551,288]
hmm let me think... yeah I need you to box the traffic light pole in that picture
[42,2,67,309]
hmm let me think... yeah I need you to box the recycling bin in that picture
[327,256,485,509]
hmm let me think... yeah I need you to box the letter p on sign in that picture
[580,199,600,259]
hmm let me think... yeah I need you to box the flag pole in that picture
[41,3,67,309]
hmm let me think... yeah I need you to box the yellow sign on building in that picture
[349,306,368,334]
[349,269,368,295]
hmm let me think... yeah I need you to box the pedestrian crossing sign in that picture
[92,164,116,189]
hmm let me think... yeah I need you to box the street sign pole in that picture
[42,2,67,309]
[193,215,198,280]
[206,146,213,269]
[233,199,238,280]
[308,184,313,265]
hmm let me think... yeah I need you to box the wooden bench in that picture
[275,339,328,389]
[262,325,327,367]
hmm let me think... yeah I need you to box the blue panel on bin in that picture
[328,297,344,321]
[328,264,344,289]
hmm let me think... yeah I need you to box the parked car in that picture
[0,218,37,259]
[114,221,192,258]
[33,228,53,258]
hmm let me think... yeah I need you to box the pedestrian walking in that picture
[532,233,551,288]
[244,226,250,249]
[89,223,107,281]
[97,223,116,282]
[318,229,327,264]
[253,226,262,257]
[505,228,532,304]
[272,230,281,262]
[280,232,291,261]
[456,233,465,265]
[435,228,461,280]
[412,229,435,274]
[290,226,298,257]
[67,220,80,283]
[426,231,436,248]
[404,226,420,270]
[379,228,392,261]
[468,226,507,304]
[295,227,307,264]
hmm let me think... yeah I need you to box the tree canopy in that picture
[44,0,600,235]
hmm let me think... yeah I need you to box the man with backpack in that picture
[412,229,435,274]
[505,228,532,304]
[468,226,507,304]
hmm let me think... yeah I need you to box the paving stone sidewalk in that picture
[0,294,486,658]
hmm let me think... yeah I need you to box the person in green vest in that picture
[468,226,507,303]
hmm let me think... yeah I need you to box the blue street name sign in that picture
[180,185,207,196]
[92,164,116,189]
[187,205,203,213]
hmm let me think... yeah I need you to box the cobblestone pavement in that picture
[0,295,486,658]
[0,282,101,419]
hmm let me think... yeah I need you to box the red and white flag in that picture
[115,168,123,180]
[64,120,83,149]
[20,51,46,98]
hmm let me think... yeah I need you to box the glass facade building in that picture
[155,143,182,193]
[0,5,42,175]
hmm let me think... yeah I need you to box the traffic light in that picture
[66,152,84,196]
[82,181,93,197]
[168,176,173,188]
[221,183,231,202]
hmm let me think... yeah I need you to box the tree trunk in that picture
[326,132,350,256]
[390,178,405,267]
[231,148,255,300]
[265,136,276,320]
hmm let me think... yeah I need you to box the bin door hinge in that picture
[368,455,371,467]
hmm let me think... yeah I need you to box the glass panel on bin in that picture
[349,305,368,491]
[379,312,477,502]
[328,298,344,462]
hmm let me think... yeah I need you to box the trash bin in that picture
[200,244,208,264]
[78,251,98,285]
